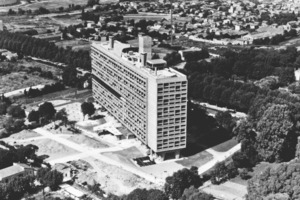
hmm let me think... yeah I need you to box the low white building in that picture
[0,163,34,183]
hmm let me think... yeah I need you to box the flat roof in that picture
[60,184,85,198]
[0,164,29,179]
[147,59,166,65]
[92,41,186,80]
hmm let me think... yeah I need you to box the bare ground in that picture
[79,157,161,196]
[0,72,55,94]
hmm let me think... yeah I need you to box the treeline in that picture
[0,31,91,70]
[188,73,260,112]
[0,142,39,169]
[24,82,65,98]
[259,12,298,25]
[247,158,300,200]
[185,46,298,85]
[233,92,300,163]
[0,63,55,80]
[186,50,300,165]
[253,29,297,45]
[108,167,214,200]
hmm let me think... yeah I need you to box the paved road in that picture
[198,143,241,175]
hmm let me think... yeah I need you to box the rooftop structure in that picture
[91,36,187,160]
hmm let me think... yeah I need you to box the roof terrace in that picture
[93,40,185,79]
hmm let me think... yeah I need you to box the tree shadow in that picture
[183,102,233,157]
[183,128,232,157]
[88,114,105,120]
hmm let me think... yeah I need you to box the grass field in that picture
[55,39,91,51]
[0,0,88,12]
[0,72,55,94]
[19,59,62,77]
[0,59,61,94]
[230,176,248,186]
[211,138,239,152]
[176,151,213,168]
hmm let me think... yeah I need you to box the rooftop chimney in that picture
[140,52,147,67]
[139,35,152,59]
[109,36,114,49]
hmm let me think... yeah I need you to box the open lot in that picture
[81,157,160,196]
[55,39,91,51]
[2,13,82,32]
[0,58,62,94]
[2,137,79,161]
[201,181,247,200]
[0,0,88,13]
[102,146,144,168]
[67,134,109,149]
[19,59,63,77]
[5,130,41,140]
[24,0,87,10]
[0,72,55,94]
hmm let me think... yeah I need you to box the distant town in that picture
[0,0,300,200]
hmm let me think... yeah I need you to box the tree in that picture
[163,52,182,66]
[256,104,296,162]
[44,170,63,190]
[275,67,295,86]
[1,174,35,200]
[147,189,168,200]
[164,167,201,199]
[240,168,251,180]
[55,108,68,126]
[28,110,40,123]
[81,102,95,120]
[38,102,56,123]
[87,0,98,7]
[210,161,229,184]
[232,119,256,142]
[0,102,8,115]
[215,111,235,131]
[227,162,238,179]
[232,152,250,168]
[3,117,24,133]
[181,186,214,200]
[247,159,300,200]
[37,168,63,191]
[6,105,26,118]
[126,188,148,200]
[152,53,160,59]
[62,66,78,87]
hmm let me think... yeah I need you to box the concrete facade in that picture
[91,38,187,158]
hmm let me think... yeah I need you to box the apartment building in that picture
[91,35,187,160]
